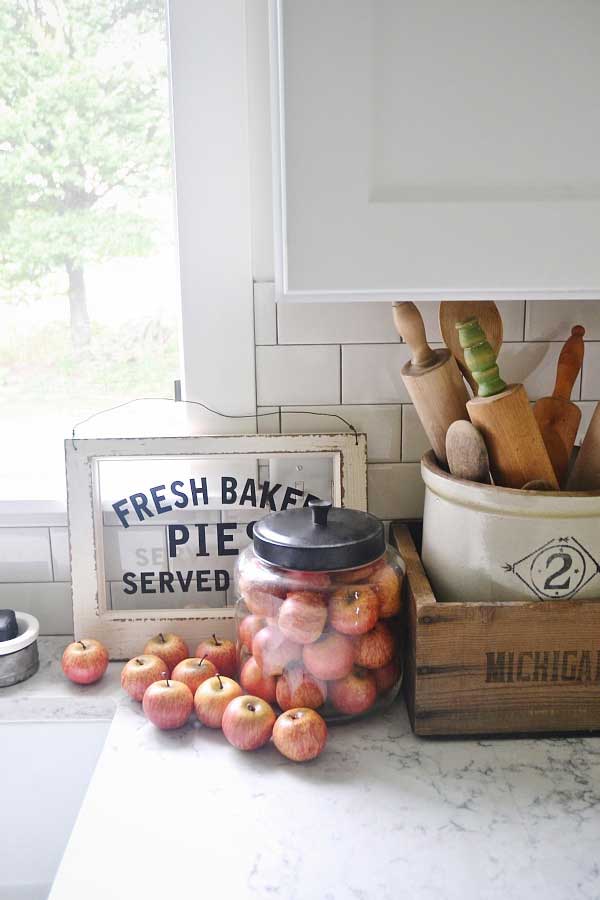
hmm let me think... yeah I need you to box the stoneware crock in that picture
[421,450,600,604]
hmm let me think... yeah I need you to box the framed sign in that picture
[66,433,367,658]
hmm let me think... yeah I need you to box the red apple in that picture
[222,694,276,751]
[280,570,331,591]
[62,639,109,685]
[142,678,193,730]
[143,632,189,674]
[328,585,379,636]
[238,643,251,670]
[334,558,384,584]
[242,588,284,619]
[238,614,266,652]
[374,658,402,694]
[239,559,285,618]
[372,564,402,618]
[272,707,328,762]
[278,591,327,644]
[302,632,354,681]
[329,667,377,715]
[170,656,217,695]
[276,663,327,711]
[252,625,301,676]
[194,634,237,678]
[240,656,278,704]
[194,674,243,728]
[121,654,167,701]
[353,622,395,669]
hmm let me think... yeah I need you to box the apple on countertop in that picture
[143,632,189,674]
[142,677,194,730]
[170,656,217,695]
[121,654,167,701]
[195,634,237,679]
[273,707,328,762]
[62,639,109,685]
[194,674,244,729]
[222,694,276,751]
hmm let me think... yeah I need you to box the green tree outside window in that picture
[0,0,170,347]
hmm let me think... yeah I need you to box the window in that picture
[0,0,180,502]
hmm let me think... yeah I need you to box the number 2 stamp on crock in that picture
[503,536,600,600]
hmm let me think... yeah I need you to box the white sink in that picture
[0,721,110,900]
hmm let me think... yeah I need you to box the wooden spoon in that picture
[522,480,556,491]
[439,302,503,394]
[445,420,491,484]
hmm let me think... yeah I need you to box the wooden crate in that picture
[392,524,600,737]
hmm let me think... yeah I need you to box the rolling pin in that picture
[392,302,469,467]
[567,401,600,491]
[458,317,559,490]
[533,325,585,487]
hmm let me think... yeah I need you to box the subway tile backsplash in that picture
[256,344,341,405]
[3,289,599,633]
[342,344,412,404]
[278,301,400,345]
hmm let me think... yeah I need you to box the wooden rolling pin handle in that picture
[553,325,585,401]
[392,302,437,368]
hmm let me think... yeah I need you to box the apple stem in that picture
[159,633,165,643]
[136,658,144,665]
[165,677,170,687]
[199,655,207,667]
[212,633,221,646]
[78,640,86,650]
[217,674,223,690]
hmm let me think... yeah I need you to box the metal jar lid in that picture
[252,500,385,571]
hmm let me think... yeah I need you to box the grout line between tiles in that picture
[48,526,55,582]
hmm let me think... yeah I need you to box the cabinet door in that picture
[272,0,600,302]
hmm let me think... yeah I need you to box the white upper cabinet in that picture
[271,0,600,302]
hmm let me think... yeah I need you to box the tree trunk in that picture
[66,262,91,347]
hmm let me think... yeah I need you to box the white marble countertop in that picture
[6,639,600,900]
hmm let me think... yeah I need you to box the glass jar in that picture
[233,501,404,722]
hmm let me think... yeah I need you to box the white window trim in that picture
[3,1,257,525]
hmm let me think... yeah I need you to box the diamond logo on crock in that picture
[503,536,600,600]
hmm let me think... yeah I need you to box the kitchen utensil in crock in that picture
[533,326,585,487]
[459,317,559,490]
[567,400,600,491]
[445,420,491,484]
[521,480,556,491]
[439,301,503,393]
[392,301,469,468]
[0,611,40,687]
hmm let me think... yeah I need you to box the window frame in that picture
[0,0,257,525]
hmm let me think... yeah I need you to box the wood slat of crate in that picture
[392,524,600,737]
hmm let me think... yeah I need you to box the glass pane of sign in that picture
[96,453,335,612]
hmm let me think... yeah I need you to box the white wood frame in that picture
[66,433,367,659]
[168,0,256,412]
[270,0,600,303]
